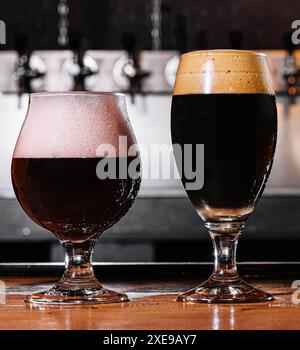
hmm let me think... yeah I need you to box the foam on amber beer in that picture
[14,92,135,158]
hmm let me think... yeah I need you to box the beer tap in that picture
[13,32,46,107]
[121,33,151,102]
[113,33,151,103]
[282,31,300,103]
[64,31,98,91]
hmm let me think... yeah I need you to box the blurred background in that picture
[0,0,300,263]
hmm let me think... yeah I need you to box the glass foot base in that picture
[25,287,129,305]
[177,277,274,303]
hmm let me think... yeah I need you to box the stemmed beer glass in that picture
[12,92,141,304]
[171,50,277,302]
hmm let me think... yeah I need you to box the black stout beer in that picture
[12,156,141,242]
[171,50,277,302]
[171,93,277,220]
[171,50,277,223]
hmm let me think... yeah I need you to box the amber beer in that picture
[12,156,141,242]
[11,92,142,304]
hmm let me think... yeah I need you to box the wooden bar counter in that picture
[0,262,300,330]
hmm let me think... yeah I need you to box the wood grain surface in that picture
[0,274,299,330]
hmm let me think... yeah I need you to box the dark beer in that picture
[171,93,277,221]
[11,92,143,304]
[171,50,277,302]
[12,157,141,242]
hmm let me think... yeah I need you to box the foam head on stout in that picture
[12,92,141,242]
[171,50,277,222]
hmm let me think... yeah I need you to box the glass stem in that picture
[58,239,100,287]
[205,222,244,282]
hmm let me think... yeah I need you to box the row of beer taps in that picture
[12,0,300,104]
[13,31,151,98]
[13,31,300,97]
[12,0,163,103]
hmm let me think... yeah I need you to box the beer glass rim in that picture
[181,49,266,58]
[30,91,125,98]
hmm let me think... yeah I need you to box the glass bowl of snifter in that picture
[12,92,141,304]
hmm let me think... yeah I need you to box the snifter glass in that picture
[11,92,141,304]
[171,50,277,303]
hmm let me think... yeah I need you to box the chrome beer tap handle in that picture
[13,32,46,107]
[113,33,151,103]
[62,32,99,91]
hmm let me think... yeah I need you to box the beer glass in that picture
[171,50,277,302]
[12,92,141,304]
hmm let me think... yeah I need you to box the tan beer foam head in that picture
[14,92,136,158]
[174,50,274,95]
